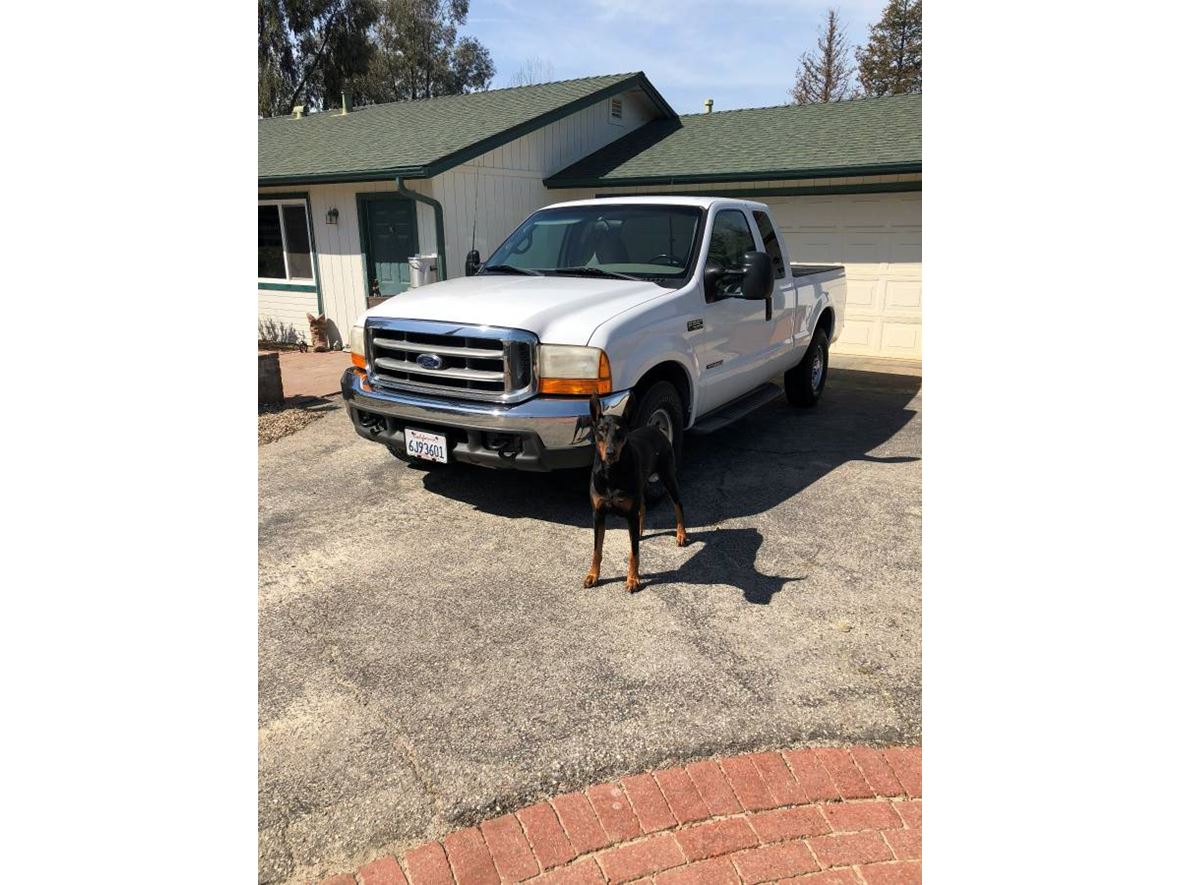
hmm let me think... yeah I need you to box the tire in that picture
[631,381,684,501]
[785,327,830,408]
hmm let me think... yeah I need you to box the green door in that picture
[363,197,418,297]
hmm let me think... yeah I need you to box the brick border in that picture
[316,746,921,885]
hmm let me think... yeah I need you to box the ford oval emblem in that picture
[416,353,444,370]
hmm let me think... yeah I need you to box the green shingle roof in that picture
[543,94,921,188]
[258,72,673,185]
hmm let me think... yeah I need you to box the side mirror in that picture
[464,249,481,276]
[702,260,727,301]
[740,251,774,301]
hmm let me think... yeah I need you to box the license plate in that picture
[405,428,448,463]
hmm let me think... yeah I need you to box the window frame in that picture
[258,198,317,285]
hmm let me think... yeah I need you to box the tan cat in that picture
[306,313,329,352]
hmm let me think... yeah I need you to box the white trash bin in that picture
[408,253,439,288]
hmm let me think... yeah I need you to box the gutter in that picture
[396,176,448,281]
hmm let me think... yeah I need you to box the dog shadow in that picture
[594,526,805,605]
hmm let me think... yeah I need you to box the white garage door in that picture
[766,191,922,359]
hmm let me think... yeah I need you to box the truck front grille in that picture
[365,318,537,404]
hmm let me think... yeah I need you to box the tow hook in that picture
[488,434,523,460]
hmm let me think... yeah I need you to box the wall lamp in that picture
[326,208,339,224]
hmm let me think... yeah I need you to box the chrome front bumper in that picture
[341,367,629,470]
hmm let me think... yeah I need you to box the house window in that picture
[259,200,314,281]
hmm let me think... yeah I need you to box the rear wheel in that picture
[631,381,684,501]
[785,327,829,407]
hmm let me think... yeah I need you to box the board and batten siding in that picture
[258,88,658,345]
[430,89,658,285]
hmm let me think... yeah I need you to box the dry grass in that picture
[259,404,325,445]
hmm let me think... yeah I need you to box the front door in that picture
[362,197,418,297]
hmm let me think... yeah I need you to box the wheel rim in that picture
[810,350,825,392]
[646,407,674,483]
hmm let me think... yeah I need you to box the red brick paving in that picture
[268,349,352,401]
[315,746,921,884]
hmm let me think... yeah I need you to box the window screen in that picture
[753,210,786,279]
[282,205,313,279]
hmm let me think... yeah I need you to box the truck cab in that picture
[341,196,846,470]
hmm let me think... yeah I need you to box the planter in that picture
[258,352,284,405]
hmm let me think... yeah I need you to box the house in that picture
[258,72,921,358]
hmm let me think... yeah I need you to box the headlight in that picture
[537,345,611,395]
[349,324,366,369]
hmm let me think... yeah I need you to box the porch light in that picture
[326,208,339,224]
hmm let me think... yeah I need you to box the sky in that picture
[465,0,885,114]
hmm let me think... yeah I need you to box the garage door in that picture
[766,191,921,359]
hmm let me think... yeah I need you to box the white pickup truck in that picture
[342,196,846,471]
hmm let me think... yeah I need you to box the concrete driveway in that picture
[258,358,922,884]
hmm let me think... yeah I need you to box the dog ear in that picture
[588,392,602,423]
[307,312,317,324]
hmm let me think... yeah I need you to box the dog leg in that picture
[625,514,641,592]
[638,500,645,538]
[658,449,689,547]
[583,510,606,588]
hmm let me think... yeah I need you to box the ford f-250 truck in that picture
[341,196,846,471]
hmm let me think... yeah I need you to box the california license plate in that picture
[405,428,448,463]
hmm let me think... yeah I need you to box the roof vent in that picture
[704,98,713,114]
[610,97,623,119]
[341,92,352,114]
[292,105,305,119]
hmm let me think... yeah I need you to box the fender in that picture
[619,348,701,426]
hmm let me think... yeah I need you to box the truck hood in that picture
[361,274,664,345]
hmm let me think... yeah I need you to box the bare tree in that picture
[508,56,555,87]
[791,8,856,104]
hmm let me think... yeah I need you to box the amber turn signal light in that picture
[351,351,366,369]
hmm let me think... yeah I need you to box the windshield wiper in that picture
[480,264,541,276]
[549,266,642,282]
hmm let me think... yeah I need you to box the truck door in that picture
[692,208,779,416]
[752,209,798,370]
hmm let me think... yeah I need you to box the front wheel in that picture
[631,381,684,501]
[785,327,830,407]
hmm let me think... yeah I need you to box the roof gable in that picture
[258,73,674,186]
[544,94,921,188]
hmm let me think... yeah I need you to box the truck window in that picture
[753,210,787,279]
[706,209,757,300]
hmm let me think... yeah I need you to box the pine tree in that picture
[792,8,856,104]
[855,0,922,97]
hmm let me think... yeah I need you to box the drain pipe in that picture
[395,176,448,281]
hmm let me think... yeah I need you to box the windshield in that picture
[481,204,704,284]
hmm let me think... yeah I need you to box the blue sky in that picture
[466,0,884,114]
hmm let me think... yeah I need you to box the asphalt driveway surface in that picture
[258,360,922,884]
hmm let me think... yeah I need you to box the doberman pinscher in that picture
[583,393,688,592]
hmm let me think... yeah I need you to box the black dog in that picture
[583,393,687,592]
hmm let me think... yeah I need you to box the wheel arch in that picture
[630,359,695,426]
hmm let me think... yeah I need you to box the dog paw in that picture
[676,531,688,547]
[583,573,599,588]
[625,576,641,593]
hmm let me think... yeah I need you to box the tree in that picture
[855,0,921,97]
[257,0,493,117]
[356,0,494,104]
[509,57,555,87]
[257,0,379,117]
[791,8,855,104]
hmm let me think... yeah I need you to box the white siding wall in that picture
[258,89,657,344]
